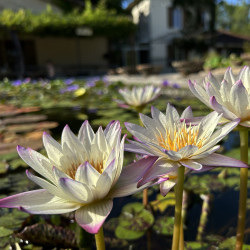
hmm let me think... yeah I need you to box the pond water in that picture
[0,79,250,249]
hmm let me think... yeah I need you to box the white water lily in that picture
[189,66,250,127]
[0,121,157,234]
[125,104,248,196]
[117,85,161,109]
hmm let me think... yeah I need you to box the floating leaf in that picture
[151,192,175,213]
[115,225,144,240]
[115,202,154,240]
[153,216,174,236]
[0,227,12,237]
[0,162,8,174]
[76,113,88,121]
[0,209,29,230]
[185,241,209,250]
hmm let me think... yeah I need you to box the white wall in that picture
[131,0,150,25]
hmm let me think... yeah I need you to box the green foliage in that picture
[115,202,154,240]
[203,51,242,70]
[153,216,175,236]
[0,3,135,37]
[216,1,250,36]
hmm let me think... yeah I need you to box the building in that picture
[125,0,212,72]
[0,0,109,79]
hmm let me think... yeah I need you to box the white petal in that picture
[195,153,249,168]
[151,106,168,129]
[26,170,72,200]
[230,80,249,117]
[95,160,114,199]
[190,145,220,159]
[126,139,167,158]
[112,135,126,185]
[95,127,109,152]
[111,156,158,198]
[196,118,240,154]
[206,82,222,103]
[160,180,176,196]
[59,178,94,203]
[61,125,86,164]
[165,104,180,138]
[104,121,121,148]
[140,113,166,139]
[17,146,54,182]
[210,96,238,120]
[180,106,193,119]
[224,67,235,86]
[220,79,231,103]
[43,132,64,167]
[207,71,221,91]
[188,80,211,107]
[124,143,154,155]
[75,199,113,234]
[78,120,95,149]
[197,111,221,142]
[0,189,80,214]
[138,158,180,187]
[178,145,198,158]
[180,159,202,170]
[75,162,100,186]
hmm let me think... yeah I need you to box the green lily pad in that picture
[0,209,29,230]
[0,227,12,237]
[0,162,8,174]
[151,192,175,213]
[153,216,174,236]
[185,241,209,249]
[115,225,144,240]
[115,202,154,240]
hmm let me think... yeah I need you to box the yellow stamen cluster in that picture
[66,162,80,179]
[66,159,104,179]
[89,159,104,174]
[157,122,204,151]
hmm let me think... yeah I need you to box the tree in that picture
[216,0,250,35]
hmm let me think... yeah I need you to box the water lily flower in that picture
[125,104,248,195]
[117,86,161,110]
[0,121,157,234]
[189,66,250,127]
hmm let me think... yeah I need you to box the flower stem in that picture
[143,188,148,207]
[179,216,184,250]
[236,127,249,250]
[95,226,105,250]
[172,165,185,250]
[137,110,149,208]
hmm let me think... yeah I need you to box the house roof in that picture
[0,0,61,14]
[215,29,250,44]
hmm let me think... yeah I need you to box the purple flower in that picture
[23,78,31,84]
[162,80,170,87]
[12,80,22,86]
[67,84,79,91]
[64,78,75,85]
[172,83,180,89]
[85,81,96,88]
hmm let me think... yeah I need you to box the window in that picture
[168,6,183,29]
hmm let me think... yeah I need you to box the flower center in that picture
[89,159,104,174]
[65,159,104,179]
[157,123,204,151]
[65,163,80,179]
